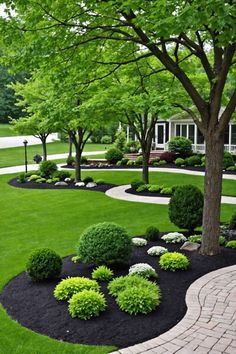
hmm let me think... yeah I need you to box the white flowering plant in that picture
[147,246,168,256]
[161,232,187,244]
[132,237,147,246]
[128,263,157,278]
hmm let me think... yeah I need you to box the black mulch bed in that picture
[1,241,235,348]
[8,178,115,193]
[126,187,171,198]
[63,163,236,175]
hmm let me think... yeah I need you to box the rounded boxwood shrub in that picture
[175,157,185,166]
[117,286,161,315]
[77,222,132,265]
[26,248,62,281]
[135,156,143,165]
[131,179,145,190]
[68,289,107,320]
[229,212,236,230]
[83,176,93,184]
[92,265,114,282]
[108,275,158,298]
[159,252,190,271]
[145,226,160,241]
[39,160,58,178]
[223,151,234,169]
[66,156,75,166]
[168,136,192,157]
[169,185,203,232]
[54,277,100,300]
[105,148,123,164]
[185,155,202,166]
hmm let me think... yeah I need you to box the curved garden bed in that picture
[0,240,235,348]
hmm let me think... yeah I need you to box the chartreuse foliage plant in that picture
[26,248,62,281]
[225,240,236,249]
[68,290,107,320]
[91,265,114,282]
[107,275,157,298]
[77,222,132,265]
[159,252,190,271]
[54,277,100,300]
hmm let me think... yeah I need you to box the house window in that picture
[175,123,195,142]
[224,126,229,144]
[197,128,204,144]
[176,124,180,136]
[189,125,195,143]
[231,125,236,145]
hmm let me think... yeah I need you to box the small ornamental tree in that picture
[169,185,203,233]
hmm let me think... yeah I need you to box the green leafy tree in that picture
[1,0,236,256]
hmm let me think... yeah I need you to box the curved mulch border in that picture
[0,241,235,348]
[8,178,115,193]
[126,187,172,198]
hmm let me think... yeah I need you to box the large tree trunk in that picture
[68,136,73,158]
[200,133,224,255]
[142,150,150,184]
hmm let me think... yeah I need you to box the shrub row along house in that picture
[125,108,236,153]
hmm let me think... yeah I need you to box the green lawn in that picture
[0,142,110,168]
[0,124,17,137]
[0,170,235,354]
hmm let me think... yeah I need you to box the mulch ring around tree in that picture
[8,177,115,193]
[0,240,235,348]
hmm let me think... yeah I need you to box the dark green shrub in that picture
[105,148,124,164]
[159,252,190,271]
[145,226,160,241]
[54,170,71,181]
[54,277,100,300]
[77,222,132,265]
[201,156,206,167]
[169,185,203,232]
[68,290,107,320]
[92,265,114,281]
[175,157,185,166]
[66,156,75,166]
[185,155,202,166]
[135,156,143,165]
[26,248,62,281]
[95,179,105,185]
[131,179,145,190]
[117,286,161,315]
[168,136,192,157]
[229,212,236,230]
[101,135,112,144]
[108,275,158,298]
[225,240,236,248]
[83,176,93,184]
[39,160,58,178]
[81,156,88,164]
[114,130,126,151]
[17,173,27,183]
[223,151,234,169]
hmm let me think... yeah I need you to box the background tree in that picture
[1,0,235,255]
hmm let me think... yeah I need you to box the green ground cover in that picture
[0,170,235,354]
[0,124,17,137]
[0,142,110,168]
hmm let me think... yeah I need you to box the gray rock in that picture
[75,182,85,187]
[86,182,97,188]
[180,241,200,252]
[55,181,68,186]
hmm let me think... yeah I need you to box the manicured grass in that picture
[0,124,17,137]
[0,170,235,353]
[0,142,110,168]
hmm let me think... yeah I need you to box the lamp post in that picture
[23,139,28,173]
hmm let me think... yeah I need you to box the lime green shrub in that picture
[159,252,190,271]
[108,275,157,298]
[54,277,100,300]
[225,240,236,248]
[68,290,107,320]
[92,265,114,282]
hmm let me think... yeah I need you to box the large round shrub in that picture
[168,136,192,157]
[169,185,203,232]
[105,148,124,164]
[39,160,58,178]
[108,275,158,298]
[26,248,62,281]
[77,222,132,265]
[68,290,107,320]
[54,277,100,300]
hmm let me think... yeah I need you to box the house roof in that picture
[169,107,229,121]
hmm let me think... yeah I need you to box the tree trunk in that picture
[200,133,224,255]
[142,151,150,184]
[68,136,73,158]
[75,146,82,182]
[42,138,47,161]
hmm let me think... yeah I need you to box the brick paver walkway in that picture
[111,265,236,354]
